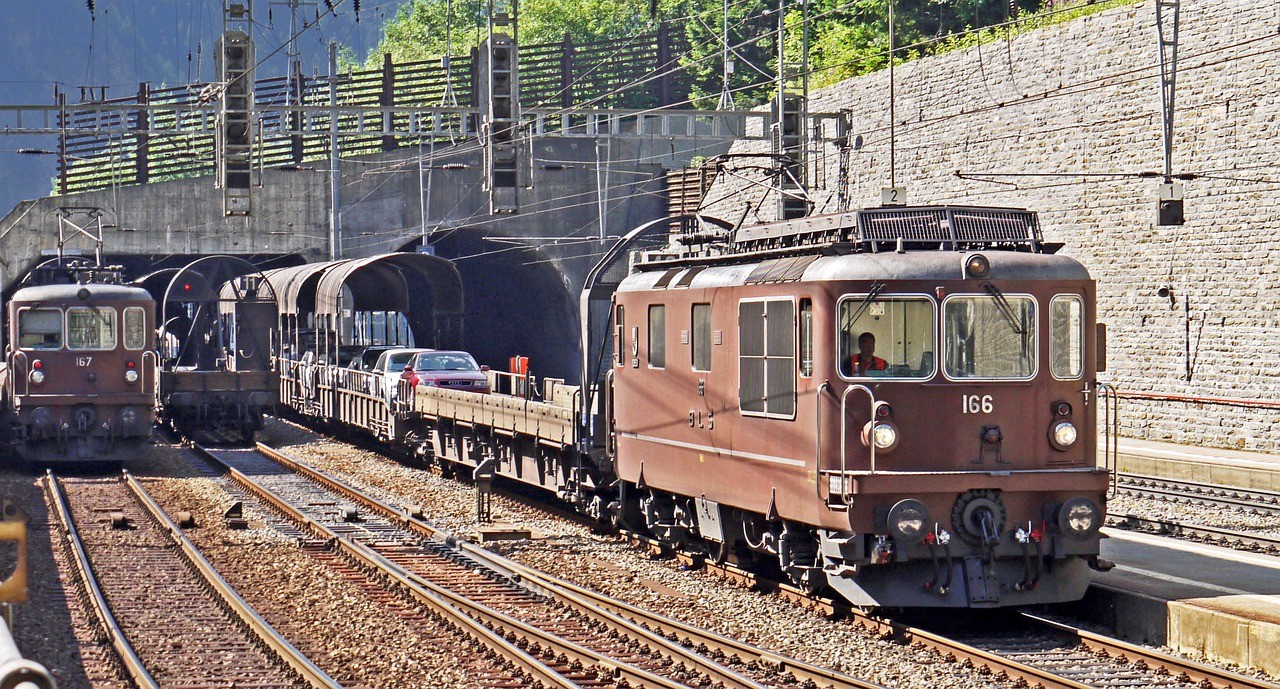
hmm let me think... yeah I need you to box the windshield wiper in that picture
[982,283,1025,335]
[845,282,886,328]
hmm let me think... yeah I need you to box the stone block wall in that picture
[704,0,1280,451]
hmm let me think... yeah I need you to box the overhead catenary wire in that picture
[175,24,1276,247]
[49,0,1280,246]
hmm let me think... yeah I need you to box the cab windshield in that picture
[838,296,935,379]
[943,295,1037,379]
[67,307,118,351]
[18,308,63,349]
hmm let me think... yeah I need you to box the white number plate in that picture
[76,357,93,367]
[962,394,993,414]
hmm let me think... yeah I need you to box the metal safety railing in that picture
[1096,382,1121,498]
[9,352,27,398]
[824,384,877,508]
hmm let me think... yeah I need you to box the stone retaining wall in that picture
[704,0,1280,451]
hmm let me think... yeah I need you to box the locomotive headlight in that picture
[873,423,898,449]
[963,253,991,279]
[862,421,900,452]
[124,369,140,384]
[887,499,930,542]
[29,369,45,385]
[1050,421,1078,450]
[1057,497,1102,540]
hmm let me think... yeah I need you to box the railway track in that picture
[271,424,1278,689]
[625,530,1276,689]
[202,441,889,689]
[1116,473,1280,517]
[45,469,336,688]
[1107,473,1280,553]
[1105,513,1280,554]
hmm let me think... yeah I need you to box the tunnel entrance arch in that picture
[400,230,580,384]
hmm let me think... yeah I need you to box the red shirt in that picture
[853,355,887,375]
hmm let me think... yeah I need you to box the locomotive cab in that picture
[608,206,1112,608]
[3,282,156,462]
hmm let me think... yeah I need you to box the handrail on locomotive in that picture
[1096,382,1121,497]
[837,383,876,499]
[8,351,27,399]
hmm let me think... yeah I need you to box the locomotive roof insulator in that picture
[963,253,991,279]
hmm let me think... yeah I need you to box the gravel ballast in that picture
[258,419,1011,689]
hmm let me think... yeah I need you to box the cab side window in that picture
[648,305,666,369]
[614,305,625,367]
[691,303,711,372]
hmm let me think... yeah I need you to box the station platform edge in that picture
[1078,438,1280,678]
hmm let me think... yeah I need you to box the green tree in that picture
[369,0,659,67]
[364,0,1127,104]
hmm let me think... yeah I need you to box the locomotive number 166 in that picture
[961,394,993,414]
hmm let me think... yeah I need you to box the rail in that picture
[1116,473,1280,515]
[1106,514,1280,553]
[44,471,159,689]
[623,529,1094,689]
[1097,382,1120,498]
[493,557,880,689]
[195,445,614,688]
[625,525,1273,689]
[1021,612,1277,689]
[240,442,874,689]
[121,471,339,688]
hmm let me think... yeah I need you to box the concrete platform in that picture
[1109,438,1280,491]
[1071,528,1280,677]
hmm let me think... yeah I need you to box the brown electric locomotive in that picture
[608,205,1112,607]
[2,267,156,462]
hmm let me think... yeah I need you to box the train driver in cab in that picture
[852,331,887,375]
